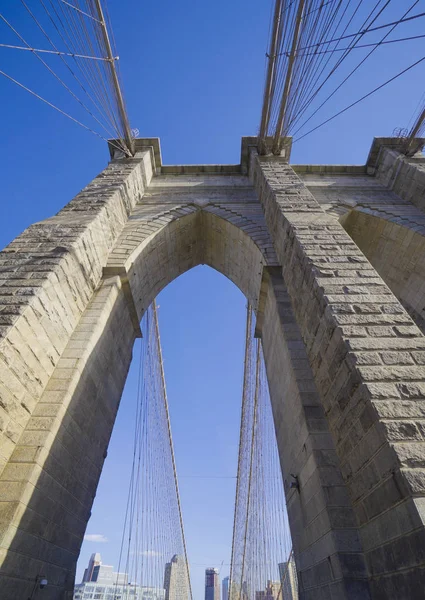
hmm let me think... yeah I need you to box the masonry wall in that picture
[0,277,135,599]
[374,143,425,212]
[0,155,363,600]
[0,152,151,476]
[251,149,425,598]
[297,160,425,333]
[0,152,151,598]
[1,138,425,600]
[261,269,369,599]
[343,209,425,333]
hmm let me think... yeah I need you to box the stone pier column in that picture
[252,150,425,599]
[260,268,370,600]
[0,147,154,598]
[0,276,137,598]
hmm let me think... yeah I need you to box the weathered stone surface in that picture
[297,145,425,333]
[250,141,425,599]
[0,137,425,599]
[0,152,152,478]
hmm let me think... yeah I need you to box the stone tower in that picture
[0,137,425,599]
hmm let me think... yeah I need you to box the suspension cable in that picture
[293,53,425,144]
[153,300,194,600]
[230,305,295,600]
[0,42,116,60]
[0,66,128,155]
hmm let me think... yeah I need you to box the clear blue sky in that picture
[1,2,425,599]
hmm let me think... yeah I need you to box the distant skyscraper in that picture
[222,576,230,600]
[81,552,127,585]
[279,557,298,600]
[205,568,220,600]
[164,554,190,600]
[82,553,101,582]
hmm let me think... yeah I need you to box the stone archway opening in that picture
[76,265,249,599]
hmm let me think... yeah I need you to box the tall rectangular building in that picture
[279,557,298,600]
[82,553,101,582]
[205,568,220,600]
[164,554,190,600]
[222,576,229,600]
[81,553,127,585]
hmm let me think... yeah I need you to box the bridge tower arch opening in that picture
[1,138,425,600]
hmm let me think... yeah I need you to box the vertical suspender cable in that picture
[230,304,296,600]
[238,339,261,600]
[152,300,193,600]
[229,305,252,597]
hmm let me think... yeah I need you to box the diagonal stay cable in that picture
[288,9,425,52]
[283,0,367,134]
[284,0,345,137]
[293,53,425,144]
[294,33,425,56]
[292,0,420,136]
[38,0,124,134]
[288,0,395,135]
[269,0,358,133]
[26,0,123,139]
[0,42,114,60]
[47,0,121,137]
[59,0,101,22]
[0,67,129,155]
[1,9,122,142]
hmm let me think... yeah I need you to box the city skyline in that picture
[75,553,235,600]
[75,553,297,600]
[75,553,166,600]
